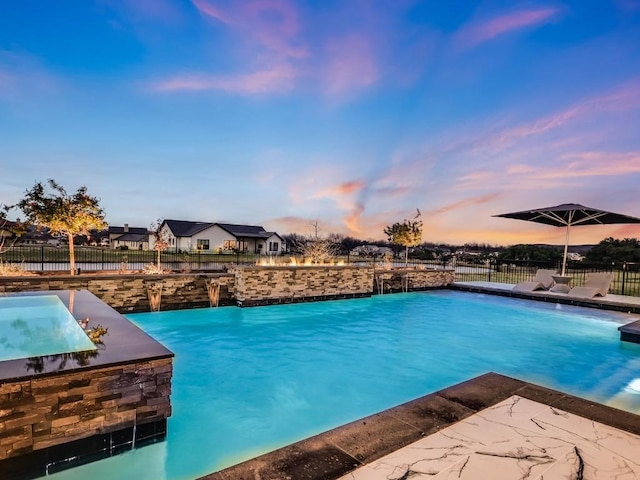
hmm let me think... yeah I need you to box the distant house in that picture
[152,219,285,254]
[108,224,149,250]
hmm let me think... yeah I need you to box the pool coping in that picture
[0,289,173,383]
[448,282,640,314]
[199,372,640,480]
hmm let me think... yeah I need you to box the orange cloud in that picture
[456,7,561,48]
[344,203,365,235]
[314,179,366,198]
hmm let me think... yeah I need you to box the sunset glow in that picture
[1,1,639,245]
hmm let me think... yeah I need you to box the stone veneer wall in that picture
[0,268,455,311]
[233,266,375,306]
[374,269,455,293]
[0,357,172,462]
[0,273,235,313]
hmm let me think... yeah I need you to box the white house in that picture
[150,220,286,254]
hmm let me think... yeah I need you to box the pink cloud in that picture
[154,64,298,94]
[476,79,640,155]
[322,34,379,95]
[192,0,308,59]
[427,193,503,217]
[191,0,231,24]
[456,7,561,48]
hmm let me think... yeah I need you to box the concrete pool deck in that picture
[201,373,640,480]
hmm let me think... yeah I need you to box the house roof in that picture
[162,219,283,241]
[108,226,149,235]
[216,223,271,238]
[164,219,215,237]
[113,233,149,243]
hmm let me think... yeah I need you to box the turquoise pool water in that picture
[0,295,96,361]
[49,291,640,480]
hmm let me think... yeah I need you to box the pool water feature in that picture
[0,294,96,361]
[48,291,640,480]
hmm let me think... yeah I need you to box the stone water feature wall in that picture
[0,357,172,465]
[233,265,375,306]
[0,273,235,313]
[0,267,455,312]
[374,268,455,293]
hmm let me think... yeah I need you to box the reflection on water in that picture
[0,295,98,362]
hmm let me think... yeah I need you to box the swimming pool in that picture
[0,295,96,361]
[48,291,640,480]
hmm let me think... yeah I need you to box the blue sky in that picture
[1,0,639,245]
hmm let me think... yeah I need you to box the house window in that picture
[238,241,247,252]
[269,242,279,252]
[197,239,209,250]
[223,240,236,250]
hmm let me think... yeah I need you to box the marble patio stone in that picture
[337,396,640,480]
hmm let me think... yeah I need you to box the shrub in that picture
[0,262,32,276]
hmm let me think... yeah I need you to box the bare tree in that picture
[149,219,171,271]
[298,220,340,263]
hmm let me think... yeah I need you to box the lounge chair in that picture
[513,269,557,292]
[568,272,612,298]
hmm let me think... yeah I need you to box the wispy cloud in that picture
[455,7,561,49]
[0,53,62,101]
[192,0,308,59]
[427,193,504,217]
[312,179,368,234]
[322,34,379,95]
[153,64,298,94]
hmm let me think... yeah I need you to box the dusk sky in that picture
[1,1,639,246]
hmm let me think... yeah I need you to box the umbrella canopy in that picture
[493,203,640,275]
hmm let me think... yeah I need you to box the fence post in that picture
[621,262,627,296]
[101,249,105,271]
[488,261,492,282]
[41,246,44,272]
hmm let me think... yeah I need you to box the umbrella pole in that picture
[561,224,570,276]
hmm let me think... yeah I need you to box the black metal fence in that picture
[451,259,640,297]
[2,247,639,297]
[0,246,264,273]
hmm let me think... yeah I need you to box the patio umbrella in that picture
[493,203,640,276]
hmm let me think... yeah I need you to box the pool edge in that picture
[199,372,640,480]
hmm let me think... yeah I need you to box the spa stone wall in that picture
[0,357,172,470]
